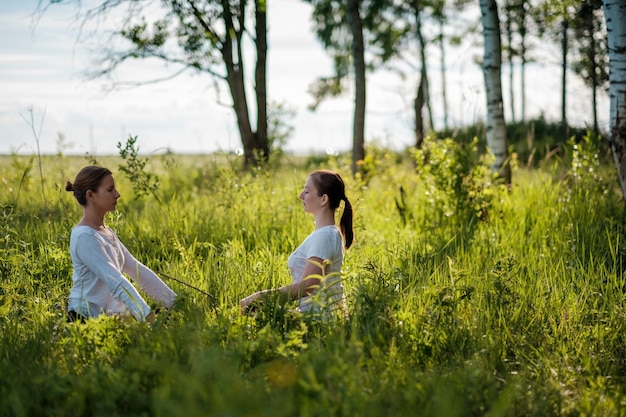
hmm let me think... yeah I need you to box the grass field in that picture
[1,137,626,416]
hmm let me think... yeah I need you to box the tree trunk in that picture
[414,0,425,147]
[221,2,254,168]
[439,18,448,131]
[519,1,526,122]
[505,1,515,123]
[479,0,511,184]
[588,8,599,137]
[603,0,626,202]
[347,0,366,175]
[219,0,268,168]
[415,68,426,148]
[417,13,434,133]
[561,18,569,138]
[254,0,269,160]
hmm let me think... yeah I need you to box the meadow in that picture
[1,135,626,417]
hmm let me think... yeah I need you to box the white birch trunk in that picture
[479,0,511,183]
[603,0,626,201]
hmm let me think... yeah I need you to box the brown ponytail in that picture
[340,196,354,249]
[310,170,355,249]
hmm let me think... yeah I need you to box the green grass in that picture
[1,145,626,417]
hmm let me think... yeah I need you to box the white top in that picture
[68,225,176,320]
[288,225,346,313]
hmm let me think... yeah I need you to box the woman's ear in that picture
[320,193,329,207]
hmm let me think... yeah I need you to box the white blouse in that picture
[68,225,176,320]
[288,225,346,313]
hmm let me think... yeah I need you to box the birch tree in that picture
[479,0,511,184]
[602,0,626,201]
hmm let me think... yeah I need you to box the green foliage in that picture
[437,117,607,169]
[121,18,169,50]
[116,135,160,202]
[571,1,610,93]
[568,131,607,194]
[357,142,404,186]
[412,134,499,234]
[4,153,34,208]
[0,151,625,416]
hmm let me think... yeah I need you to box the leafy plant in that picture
[117,135,160,202]
[412,134,499,233]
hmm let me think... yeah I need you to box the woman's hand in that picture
[145,311,156,323]
[239,290,268,315]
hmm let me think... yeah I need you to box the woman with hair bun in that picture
[240,169,354,316]
[65,166,176,322]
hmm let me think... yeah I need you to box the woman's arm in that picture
[277,257,324,300]
[75,234,151,320]
[119,242,177,308]
[239,257,324,313]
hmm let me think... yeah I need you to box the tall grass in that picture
[0,140,625,416]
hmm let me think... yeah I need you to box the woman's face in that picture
[299,176,325,214]
[91,174,121,212]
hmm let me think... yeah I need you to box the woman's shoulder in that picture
[315,225,342,236]
[71,225,117,242]
[71,224,94,237]
[307,225,342,243]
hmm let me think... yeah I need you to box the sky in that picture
[0,0,610,157]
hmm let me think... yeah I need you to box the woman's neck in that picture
[314,211,335,229]
[78,209,106,229]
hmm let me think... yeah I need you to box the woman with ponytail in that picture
[240,170,354,316]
